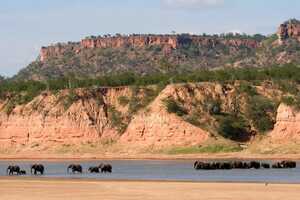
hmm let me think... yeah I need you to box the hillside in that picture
[13,19,300,81]
[1,76,300,155]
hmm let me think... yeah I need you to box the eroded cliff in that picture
[270,104,300,141]
[1,81,299,154]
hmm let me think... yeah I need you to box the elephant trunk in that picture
[6,167,9,175]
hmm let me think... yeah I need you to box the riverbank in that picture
[1,152,300,161]
[0,178,299,200]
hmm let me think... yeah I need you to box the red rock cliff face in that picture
[40,43,80,62]
[39,34,260,62]
[81,35,178,49]
[0,88,130,149]
[0,86,211,150]
[270,104,300,141]
[277,19,300,44]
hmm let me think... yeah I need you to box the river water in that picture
[1,160,300,183]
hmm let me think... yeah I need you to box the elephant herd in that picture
[7,163,112,176]
[194,160,297,170]
[67,164,112,174]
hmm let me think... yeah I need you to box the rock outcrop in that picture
[40,34,260,62]
[40,42,80,62]
[277,19,300,44]
[270,104,300,141]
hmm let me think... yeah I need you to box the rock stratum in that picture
[14,19,300,80]
[0,82,300,153]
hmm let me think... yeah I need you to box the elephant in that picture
[261,163,270,169]
[20,170,27,175]
[194,161,234,170]
[272,162,282,169]
[194,161,200,169]
[99,164,112,173]
[194,161,205,170]
[281,161,296,168]
[272,161,297,169]
[233,161,244,169]
[249,161,261,169]
[219,162,233,170]
[7,165,21,175]
[88,166,100,173]
[67,164,83,174]
[31,164,45,175]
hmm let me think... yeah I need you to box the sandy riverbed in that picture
[0,178,299,200]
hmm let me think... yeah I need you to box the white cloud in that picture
[227,29,243,35]
[161,0,225,9]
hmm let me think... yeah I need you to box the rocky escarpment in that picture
[0,88,128,148]
[1,81,299,153]
[39,35,259,62]
[14,19,300,81]
[0,85,211,150]
[277,19,300,44]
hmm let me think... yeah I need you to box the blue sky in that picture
[0,0,300,77]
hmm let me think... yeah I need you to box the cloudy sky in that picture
[0,0,300,77]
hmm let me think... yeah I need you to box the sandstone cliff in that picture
[1,81,297,153]
[0,85,211,151]
[39,34,260,63]
[277,19,300,44]
[270,104,300,141]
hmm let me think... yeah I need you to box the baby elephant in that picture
[20,170,27,175]
[88,166,100,173]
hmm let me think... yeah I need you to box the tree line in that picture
[0,64,300,101]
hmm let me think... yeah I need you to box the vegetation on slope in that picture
[1,64,300,117]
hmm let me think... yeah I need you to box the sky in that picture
[0,0,300,77]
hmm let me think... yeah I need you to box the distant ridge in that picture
[14,19,300,81]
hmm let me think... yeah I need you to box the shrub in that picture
[4,100,16,115]
[118,96,130,106]
[275,80,299,95]
[63,89,79,110]
[238,82,257,96]
[108,106,128,134]
[128,86,164,114]
[281,95,300,110]
[184,112,202,127]
[281,96,295,106]
[163,98,188,116]
[217,115,249,140]
[247,95,275,132]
